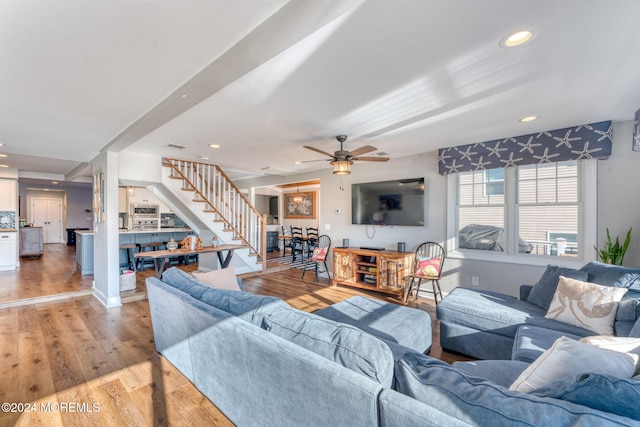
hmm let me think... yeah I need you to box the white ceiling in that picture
[1,0,640,184]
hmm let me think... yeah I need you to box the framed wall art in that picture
[283,191,316,219]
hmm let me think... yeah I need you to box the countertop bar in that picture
[75,228,192,236]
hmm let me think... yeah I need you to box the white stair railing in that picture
[163,157,266,266]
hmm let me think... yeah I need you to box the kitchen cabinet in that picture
[128,187,156,204]
[0,231,17,271]
[128,187,171,213]
[118,187,127,213]
[0,179,17,211]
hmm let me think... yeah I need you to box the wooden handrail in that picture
[163,157,266,268]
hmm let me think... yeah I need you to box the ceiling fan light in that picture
[331,160,353,175]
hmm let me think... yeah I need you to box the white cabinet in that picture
[128,187,171,213]
[0,231,17,271]
[118,187,127,213]
[128,187,155,204]
[0,179,17,211]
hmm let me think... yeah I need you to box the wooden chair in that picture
[280,226,292,257]
[404,242,445,304]
[302,235,331,281]
[289,226,305,262]
[305,227,319,258]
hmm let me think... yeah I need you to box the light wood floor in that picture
[0,245,470,426]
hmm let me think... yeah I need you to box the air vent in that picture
[168,143,187,149]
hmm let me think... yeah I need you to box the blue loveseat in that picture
[146,266,640,426]
[437,262,640,360]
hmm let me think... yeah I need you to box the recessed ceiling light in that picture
[209,144,221,149]
[0,154,6,158]
[520,116,538,122]
[0,143,4,146]
[294,161,302,165]
[500,30,534,48]
[52,181,59,184]
[0,165,7,168]
[181,94,188,98]
[200,156,209,161]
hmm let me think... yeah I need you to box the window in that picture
[448,160,596,263]
[484,168,504,196]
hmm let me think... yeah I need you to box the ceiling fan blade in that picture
[300,159,332,163]
[348,145,377,157]
[352,156,390,162]
[303,145,334,157]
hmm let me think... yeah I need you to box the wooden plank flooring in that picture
[0,245,471,426]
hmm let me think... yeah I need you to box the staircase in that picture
[162,157,266,272]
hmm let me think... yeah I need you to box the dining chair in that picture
[404,242,445,304]
[301,235,331,281]
[305,227,319,258]
[289,226,305,261]
[280,226,292,257]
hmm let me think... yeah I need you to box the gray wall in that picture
[238,119,639,298]
[18,182,93,230]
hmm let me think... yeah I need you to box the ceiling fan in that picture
[303,135,389,175]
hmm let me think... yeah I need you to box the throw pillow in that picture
[262,306,394,388]
[545,275,627,335]
[509,336,636,393]
[526,265,589,310]
[192,267,241,291]
[580,335,640,372]
[415,257,441,277]
[530,373,640,421]
[311,247,327,261]
[395,352,632,425]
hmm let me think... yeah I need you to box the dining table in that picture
[134,244,244,278]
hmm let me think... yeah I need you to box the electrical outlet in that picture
[335,208,341,215]
[471,276,479,286]
[324,223,330,231]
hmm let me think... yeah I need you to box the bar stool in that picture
[119,244,137,272]
[136,242,163,271]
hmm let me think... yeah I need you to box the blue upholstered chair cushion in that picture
[263,306,395,388]
[394,352,635,425]
[526,265,589,310]
[530,373,640,421]
[579,261,640,290]
[161,267,288,325]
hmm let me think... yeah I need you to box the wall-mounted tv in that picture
[351,178,425,226]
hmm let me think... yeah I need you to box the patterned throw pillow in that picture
[545,276,628,335]
[311,247,327,261]
[415,257,441,277]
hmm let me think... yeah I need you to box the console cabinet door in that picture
[332,251,353,282]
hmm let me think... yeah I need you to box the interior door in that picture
[32,198,63,243]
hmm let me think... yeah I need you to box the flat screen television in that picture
[351,178,425,226]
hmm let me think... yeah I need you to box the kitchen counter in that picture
[76,227,192,236]
[0,229,17,232]
[75,228,194,275]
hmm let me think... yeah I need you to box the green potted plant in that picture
[594,227,632,265]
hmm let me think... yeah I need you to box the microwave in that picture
[130,204,159,218]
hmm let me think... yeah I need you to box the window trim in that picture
[446,159,597,268]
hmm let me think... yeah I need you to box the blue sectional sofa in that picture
[437,262,640,360]
[146,266,640,426]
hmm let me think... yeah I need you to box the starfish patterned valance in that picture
[438,121,612,175]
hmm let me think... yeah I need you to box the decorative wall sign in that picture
[438,121,612,175]
[284,191,316,219]
[93,172,105,223]
[633,109,640,151]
